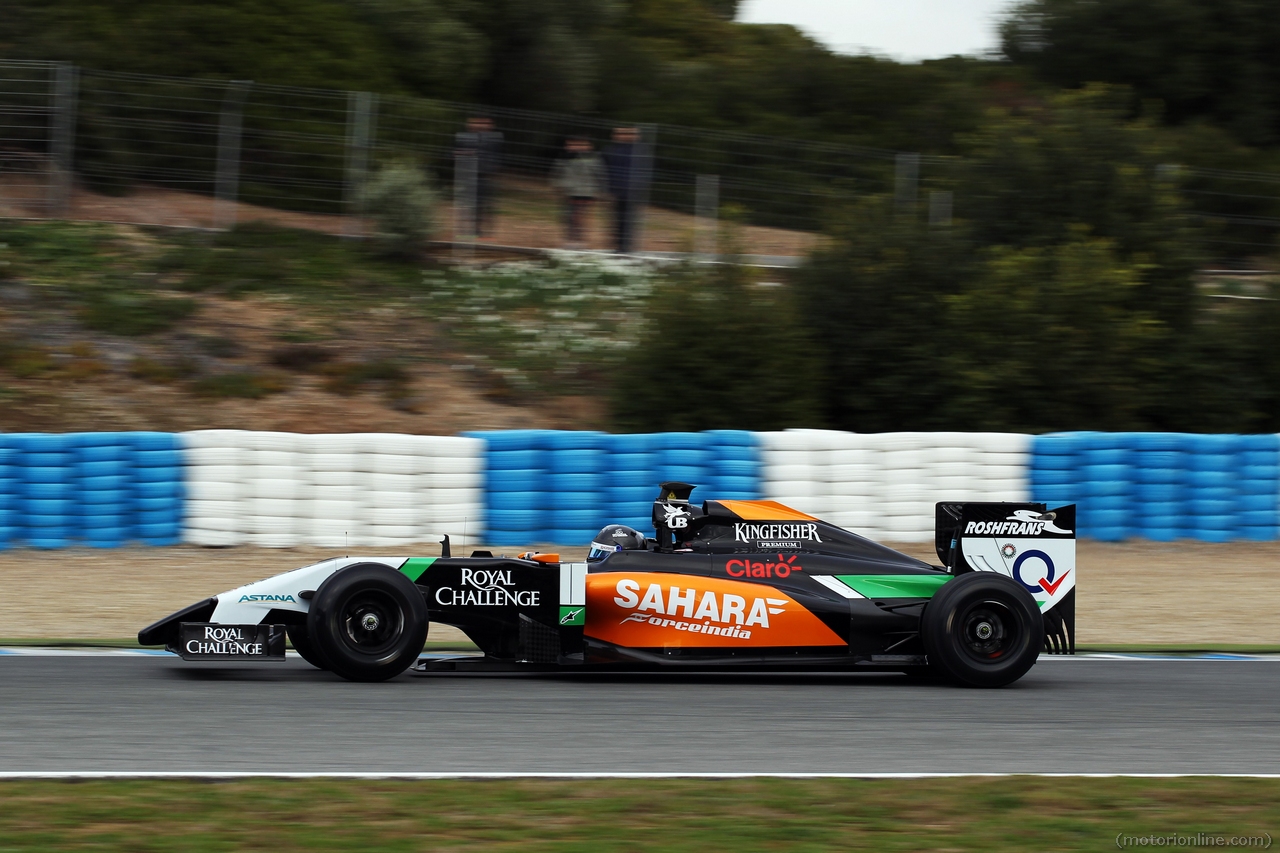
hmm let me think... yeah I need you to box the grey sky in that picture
[737,0,1025,62]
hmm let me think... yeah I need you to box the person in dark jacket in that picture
[454,116,503,237]
[604,126,642,253]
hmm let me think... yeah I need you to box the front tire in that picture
[307,563,428,682]
[922,572,1042,688]
[286,624,328,670]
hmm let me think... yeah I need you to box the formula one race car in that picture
[140,483,1076,687]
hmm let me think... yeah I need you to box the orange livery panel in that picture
[585,572,846,649]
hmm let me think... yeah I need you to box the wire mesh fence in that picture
[1,60,1278,264]
[1182,166,1280,259]
[0,60,61,216]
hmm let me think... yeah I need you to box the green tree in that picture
[796,91,1216,433]
[945,236,1165,431]
[794,197,972,432]
[954,87,1202,332]
[611,264,822,432]
[0,0,397,92]
[1002,0,1280,147]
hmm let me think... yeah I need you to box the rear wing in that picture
[936,501,1076,654]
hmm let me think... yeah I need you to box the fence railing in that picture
[2,59,1279,262]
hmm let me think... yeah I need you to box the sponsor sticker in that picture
[723,553,803,579]
[585,572,844,648]
[660,503,692,529]
[435,568,542,607]
[1011,550,1072,596]
[558,605,586,626]
[237,593,297,604]
[733,523,821,543]
[964,510,1074,538]
[177,623,285,660]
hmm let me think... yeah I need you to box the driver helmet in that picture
[587,524,647,561]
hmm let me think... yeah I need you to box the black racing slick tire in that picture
[922,572,1043,688]
[307,563,429,683]
[286,624,328,670]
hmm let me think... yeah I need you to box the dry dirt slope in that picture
[1,540,1276,646]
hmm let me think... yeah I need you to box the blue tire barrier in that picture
[609,434,654,454]
[547,473,598,493]
[486,469,547,493]
[547,490,599,511]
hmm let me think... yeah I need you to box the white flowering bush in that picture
[420,255,658,395]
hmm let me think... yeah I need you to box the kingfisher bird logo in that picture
[661,503,691,529]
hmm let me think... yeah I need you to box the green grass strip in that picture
[0,778,1276,851]
[1077,644,1280,654]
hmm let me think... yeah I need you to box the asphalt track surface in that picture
[1,654,1278,775]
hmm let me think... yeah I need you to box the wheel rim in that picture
[338,589,404,656]
[957,599,1022,663]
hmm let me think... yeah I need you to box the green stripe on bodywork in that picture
[400,558,437,583]
[835,574,951,599]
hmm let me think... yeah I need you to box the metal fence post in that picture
[895,152,920,212]
[629,123,657,255]
[928,191,953,227]
[213,80,251,231]
[48,62,78,216]
[343,91,377,239]
[695,174,719,262]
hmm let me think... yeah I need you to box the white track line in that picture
[0,772,1277,779]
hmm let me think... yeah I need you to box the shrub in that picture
[0,342,55,378]
[190,371,289,399]
[610,264,822,431]
[321,358,409,396]
[270,343,333,371]
[195,334,240,358]
[80,290,197,336]
[360,160,436,258]
[130,356,199,383]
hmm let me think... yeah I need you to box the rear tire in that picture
[922,572,1042,688]
[307,563,428,682]
[286,624,328,670]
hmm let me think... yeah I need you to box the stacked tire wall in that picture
[758,430,1030,542]
[0,430,1277,548]
[1029,432,1280,542]
[182,431,485,548]
[477,430,761,547]
[0,432,184,549]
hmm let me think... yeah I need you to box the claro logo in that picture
[613,578,787,638]
[724,554,802,579]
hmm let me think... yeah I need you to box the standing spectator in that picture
[604,126,642,253]
[551,137,604,249]
[454,116,503,237]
